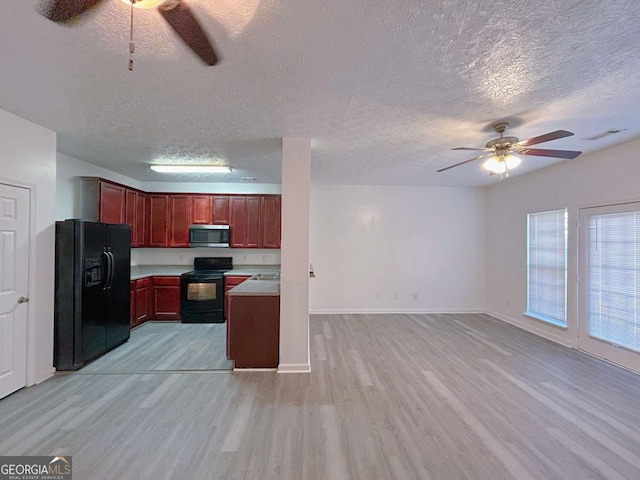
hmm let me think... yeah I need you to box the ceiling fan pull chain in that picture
[129,0,135,71]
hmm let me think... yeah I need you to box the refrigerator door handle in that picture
[107,251,116,290]
[102,250,114,290]
[102,250,110,290]
[107,247,116,290]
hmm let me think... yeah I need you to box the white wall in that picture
[0,108,56,385]
[486,137,640,346]
[56,153,141,220]
[309,185,487,313]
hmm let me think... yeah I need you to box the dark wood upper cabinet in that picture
[169,195,190,247]
[77,178,281,249]
[125,189,147,247]
[245,196,261,248]
[229,196,247,248]
[261,196,281,249]
[135,192,147,247]
[148,194,170,247]
[212,195,230,224]
[125,189,137,245]
[99,182,126,224]
[189,195,212,224]
[229,195,281,249]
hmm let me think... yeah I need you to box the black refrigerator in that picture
[54,219,131,370]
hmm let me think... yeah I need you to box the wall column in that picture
[278,137,311,373]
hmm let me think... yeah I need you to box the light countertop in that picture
[227,277,281,297]
[130,265,191,280]
[130,264,280,281]
[223,266,279,277]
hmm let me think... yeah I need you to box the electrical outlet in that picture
[375,293,380,300]
[413,293,418,300]
[394,293,399,300]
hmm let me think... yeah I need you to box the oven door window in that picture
[187,283,217,301]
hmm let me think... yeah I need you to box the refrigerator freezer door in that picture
[80,222,109,364]
[105,224,131,348]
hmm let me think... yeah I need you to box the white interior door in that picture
[0,183,30,399]
[578,202,640,373]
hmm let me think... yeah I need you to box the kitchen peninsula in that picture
[227,273,281,369]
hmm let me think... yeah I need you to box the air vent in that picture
[583,129,627,141]
[241,176,258,181]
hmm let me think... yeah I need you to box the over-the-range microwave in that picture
[188,224,230,248]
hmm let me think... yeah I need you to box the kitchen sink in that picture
[249,273,280,281]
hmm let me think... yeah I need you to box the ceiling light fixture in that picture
[120,0,166,9]
[150,165,232,173]
[482,154,521,178]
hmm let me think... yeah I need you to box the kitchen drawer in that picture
[136,277,151,288]
[152,276,180,286]
[225,275,251,288]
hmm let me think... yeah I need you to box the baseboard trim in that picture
[233,368,277,372]
[277,363,311,373]
[29,368,55,387]
[309,308,485,315]
[485,310,574,348]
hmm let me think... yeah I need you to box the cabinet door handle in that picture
[18,296,30,304]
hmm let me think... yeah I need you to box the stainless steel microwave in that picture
[188,225,230,248]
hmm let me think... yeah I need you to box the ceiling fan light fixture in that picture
[150,165,232,173]
[482,154,521,174]
[120,0,166,9]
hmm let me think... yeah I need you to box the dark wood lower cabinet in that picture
[134,278,151,327]
[152,276,181,320]
[131,276,181,326]
[130,281,136,327]
[224,276,251,322]
[228,295,280,368]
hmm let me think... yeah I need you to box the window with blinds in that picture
[587,210,640,352]
[527,209,568,326]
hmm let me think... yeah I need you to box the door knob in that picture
[17,296,29,304]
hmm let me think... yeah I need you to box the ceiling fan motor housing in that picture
[486,136,519,149]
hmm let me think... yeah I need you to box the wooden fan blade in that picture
[42,0,103,22]
[517,130,574,147]
[437,156,485,173]
[521,148,582,159]
[159,0,217,66]
[452,147,492,151]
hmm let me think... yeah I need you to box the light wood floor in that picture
[2,313,640,479]
[81,322,233,373]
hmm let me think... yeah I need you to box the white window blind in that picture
[587,210,640,352]
[527,209,567,326]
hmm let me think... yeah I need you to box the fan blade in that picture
[437,156,485,173]
[517,130,574,147]
[42,0,103,22]
[452,147,492,151]
[158,0,217,66]
[521,148,582,159]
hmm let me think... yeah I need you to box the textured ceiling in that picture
[2,0,640,186]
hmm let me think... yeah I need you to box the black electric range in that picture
[180,257,233,323]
